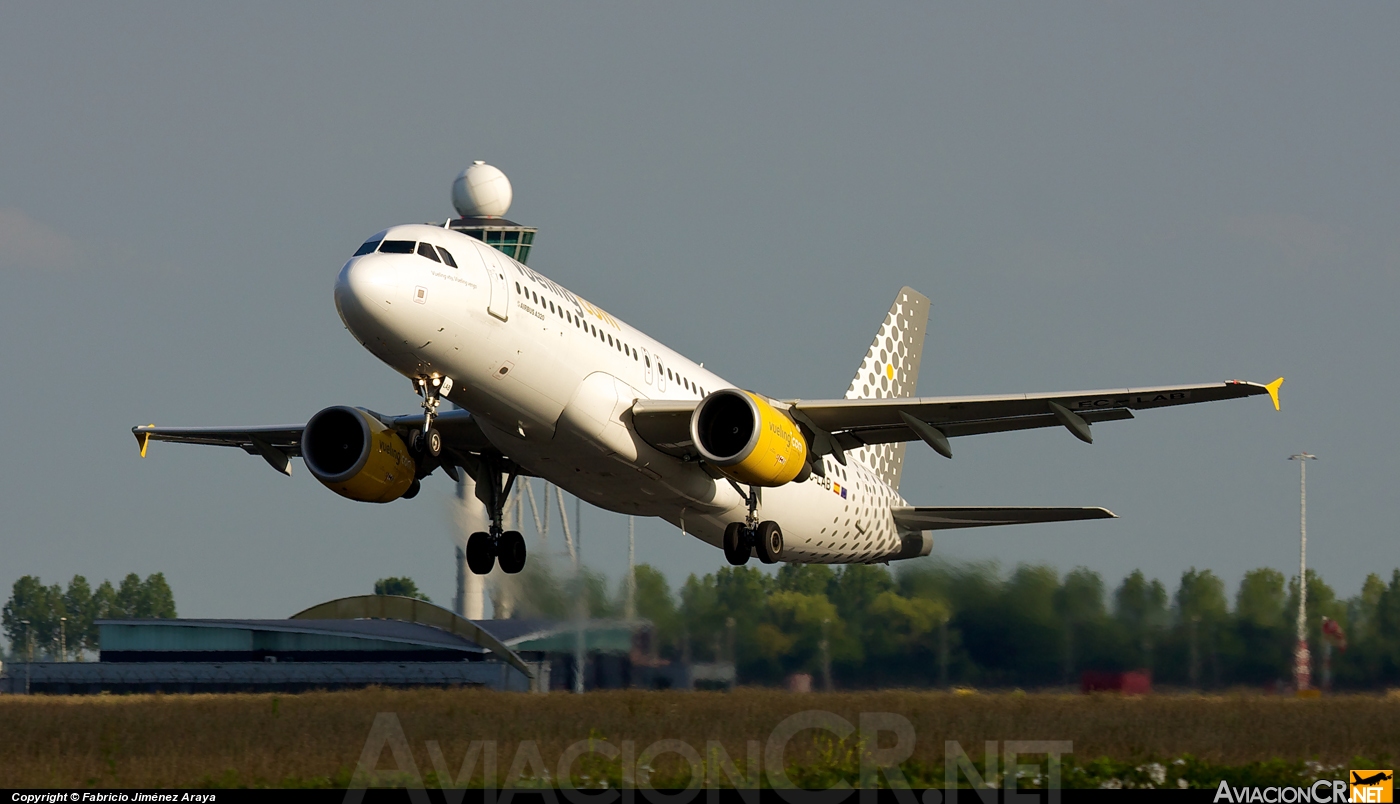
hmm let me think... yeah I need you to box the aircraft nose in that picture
[336,255,400,316]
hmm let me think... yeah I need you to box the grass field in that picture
[3,689,1397,788]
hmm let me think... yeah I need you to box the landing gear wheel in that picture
[756,521,783,564]
[498,530,527,574]
[424,428,443,458]
[466,531,495,575]
[402,479,421,500]
[723,522,750,566]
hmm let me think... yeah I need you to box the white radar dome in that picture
[452,161,513,218]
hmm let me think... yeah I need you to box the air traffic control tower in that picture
[444,161,534,621]
[445,161,537,264]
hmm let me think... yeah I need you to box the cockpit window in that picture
[436,247,457,268]
[378,240,415,254]
[353,239,382,256]
[416,242,441,262]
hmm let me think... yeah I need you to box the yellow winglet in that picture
[136,425,155,457]
[1264,377,1284,411]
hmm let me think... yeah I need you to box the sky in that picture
[2,3,1397,623]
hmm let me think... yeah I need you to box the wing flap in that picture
[833,408,1135,449]
[892,506,1117,531]
[630,399,700,458]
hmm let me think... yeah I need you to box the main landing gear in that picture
[464,458,527,576]
[723,484,784,566]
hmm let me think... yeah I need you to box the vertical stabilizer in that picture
[844,287,930,490]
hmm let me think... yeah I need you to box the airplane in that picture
[133,171,1283,576]
[1352,772,1393,786]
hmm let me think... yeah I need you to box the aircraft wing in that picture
[132,408,495,475]
[891,506,1116,531]
[632,378,1281,461]
[790,378,1282,459]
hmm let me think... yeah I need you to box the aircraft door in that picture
[482,250,510,321]
[640,347,653,385]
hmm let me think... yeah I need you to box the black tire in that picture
[402,479,421,500]
[425,428,443,458]
[498,530,527,574]
[466,531,495,575]
[756,520,783,564]
[409,429,423,452]
[723,522,749,566]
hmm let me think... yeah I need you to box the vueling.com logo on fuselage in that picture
[1351,771,1393,803]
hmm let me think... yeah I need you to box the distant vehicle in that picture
[134,166,1281,576]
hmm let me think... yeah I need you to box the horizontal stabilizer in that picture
[891,506,1117,531]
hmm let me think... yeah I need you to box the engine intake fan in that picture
[302,406,417,503]
[691,390,808,486]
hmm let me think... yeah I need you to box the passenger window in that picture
[516,282,522,293]
[437,247,457,268]
[645,356,651,367]
[417,242,441,262]
[378,240,415,254]
[353,239,382,256]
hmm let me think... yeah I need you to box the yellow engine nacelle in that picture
[302,406,416,503]
[690,390,808,486]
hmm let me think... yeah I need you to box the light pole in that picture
[59,617,67,663]
[1289,452,1317,692]
[625,516,636,621]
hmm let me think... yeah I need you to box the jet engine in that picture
[302,406,417,503]
[691,390,809,486]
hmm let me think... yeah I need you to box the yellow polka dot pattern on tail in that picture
[843,287,930,491]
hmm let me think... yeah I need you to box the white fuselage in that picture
[335,223,915,563]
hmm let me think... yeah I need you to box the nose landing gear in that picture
[409,375,453,458]
[722,484,784,566]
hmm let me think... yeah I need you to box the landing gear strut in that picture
[723,483,784,566]
[465,457,527,575]
[410,375,453,458]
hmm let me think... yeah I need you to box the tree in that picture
[1113,570,1168,671]
[3,576,63,658]
[866,590,946,657]
[632,564,678,654]
[1175,568,1228,687]
[140,573,177,619]
[1232,568,1290,684]
[775,564,834,597]
[1055,567,1112,679]
[373,577,431,602]
[760,591,844,675]
[62,576,96,655]
[955,564,1062,686]
[90,580,117,631]
[829,564,894,624]
[113,573,144,617]
[1286,569,1345,646]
